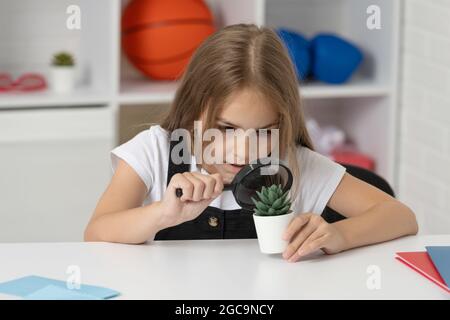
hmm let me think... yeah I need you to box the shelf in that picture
[0,81,389,109]
[0,87,111,109]
[300,79,391,99]
[118,78,390,105]
[0,78,391,109]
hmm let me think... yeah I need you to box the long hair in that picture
[161,24,314,197]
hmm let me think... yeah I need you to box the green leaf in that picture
[255,201,269,212]
[271,196,284,209]
[256,208,268,216]
[278,205,290,215]
[277,184,282,196]
[256,190,270,204]
[261,186,267,195]
[279,192,291,207]
[268,190,277,203]
[272,192,286,209]
[281,198,291,209]
[280,204,291,214]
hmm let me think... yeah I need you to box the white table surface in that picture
[0,235,449,300]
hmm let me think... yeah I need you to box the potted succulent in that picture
[50,52,76,93]
[252,184,296,254]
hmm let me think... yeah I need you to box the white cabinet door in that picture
[0,106,114,242]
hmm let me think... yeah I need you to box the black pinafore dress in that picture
[154,139,257,240]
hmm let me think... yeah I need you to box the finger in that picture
[170,174,194,202]
[282,214,311,241]
[282,220,316,260]
[210,173,224,197]
[191,173,215,199]
[297,233,329,260]
[183,172,205,202]
[289,229,327,263]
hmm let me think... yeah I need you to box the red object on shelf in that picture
[0,73,13,92]
[0,73,47,92]
[331,149,375,171]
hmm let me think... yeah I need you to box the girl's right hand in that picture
[159,172,224,228]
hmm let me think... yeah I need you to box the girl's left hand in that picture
[282,213,348,262]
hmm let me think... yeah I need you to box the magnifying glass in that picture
[175,158,293,211]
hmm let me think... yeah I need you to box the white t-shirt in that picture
[111,125,346,215]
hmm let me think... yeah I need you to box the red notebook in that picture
[396,251,450,293]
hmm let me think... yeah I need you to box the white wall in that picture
[399,0,450,234]
[0,0,82,81]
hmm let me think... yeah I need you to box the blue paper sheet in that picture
[25,285,101,300]
[426,246,450,286]
[0,275,119,300]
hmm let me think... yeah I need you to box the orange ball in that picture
[121,0,215,80]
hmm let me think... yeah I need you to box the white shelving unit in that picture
[117,77,392,105]
[0,0,400,242]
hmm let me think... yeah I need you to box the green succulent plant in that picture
[251,184,292,216]
[51,52,75,67]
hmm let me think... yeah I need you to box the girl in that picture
[84,24,418,263]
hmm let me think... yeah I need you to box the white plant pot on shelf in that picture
[50,66,75,93]
[253,211,296,254]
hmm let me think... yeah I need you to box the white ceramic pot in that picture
[50,66,75,93]
[253,211,296,254]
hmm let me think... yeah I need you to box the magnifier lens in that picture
[233,164,291,209]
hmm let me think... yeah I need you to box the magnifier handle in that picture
[175,185,231,198]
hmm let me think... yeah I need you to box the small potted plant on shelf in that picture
[252,184,296,254]
[50,51,76,93]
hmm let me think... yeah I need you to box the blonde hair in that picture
[161,23,314,198]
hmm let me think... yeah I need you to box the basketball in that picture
[121,0,215,80]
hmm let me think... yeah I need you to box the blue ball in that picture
[276,28,311,81]
[311,33,363,84]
